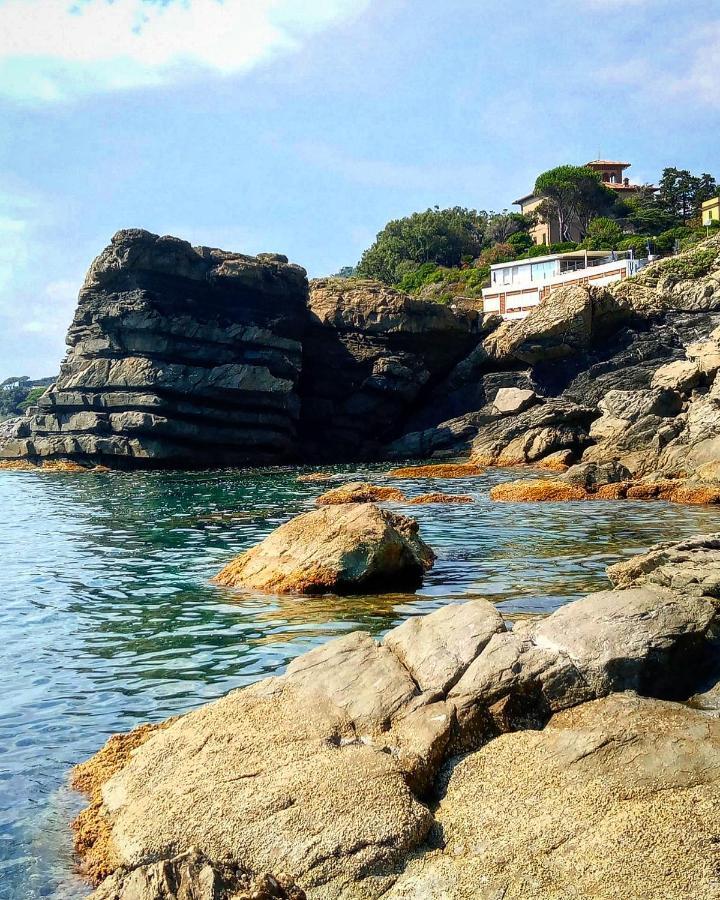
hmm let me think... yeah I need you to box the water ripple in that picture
[1,463,720,899]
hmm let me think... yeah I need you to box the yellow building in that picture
[702,196,720,227]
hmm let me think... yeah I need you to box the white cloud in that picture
[0,0,370,102]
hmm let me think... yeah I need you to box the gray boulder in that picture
[384,600,505,695]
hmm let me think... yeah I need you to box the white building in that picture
[482,250,647,320]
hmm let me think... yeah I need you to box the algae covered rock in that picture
[213,502,435,594]
[315,481,405,505]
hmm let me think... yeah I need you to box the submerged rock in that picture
[212,503,435,594]
[315,482,406,505]
[386,463,484,479]
[405,492,474,504]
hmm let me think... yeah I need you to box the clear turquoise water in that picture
[2,464,720,899]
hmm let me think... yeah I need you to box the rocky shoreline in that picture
[1,231,719,489]
[3,231,720,897]
[69,515,720,900]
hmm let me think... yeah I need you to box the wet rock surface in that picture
[212,503,435,595]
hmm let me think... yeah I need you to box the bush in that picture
[617,236,650,258]
[506,231,534,251]
[580,217,624,250]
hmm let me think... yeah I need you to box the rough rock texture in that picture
[385,463,484,479]
[470,399,596,466]
[298,279,482,461]
[383,601,504,694]
[607,533,720,598]
[388,235,720,472]
[315,482,405,505]
[93,849,306,900]
[448,585,717,744]
[388,693,720,900]
[212,503,435,594]
[0,230,309,467]
[77,553,720,899]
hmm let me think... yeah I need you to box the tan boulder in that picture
[384,600,505,695]
[315,482,405,505]
[387,693,720,900]
[213,503,434,594]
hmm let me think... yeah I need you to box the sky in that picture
[0,0,719,379]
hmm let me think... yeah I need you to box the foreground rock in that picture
[0,230,309,468]
[212,503,435,594]
[75,553,720,899]
[93,849,306,900]
[388,693,720,900]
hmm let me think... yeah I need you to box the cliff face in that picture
[299,278,483,460]
[2,230,309,467]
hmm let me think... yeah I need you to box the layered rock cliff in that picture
[3,230,720,473]
[2,230,309,467]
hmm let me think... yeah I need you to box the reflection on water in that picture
[1,463,719,899]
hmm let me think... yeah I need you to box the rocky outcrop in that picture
[0,230,309,468]
[315,482,405,505]
[607,533,720,598]
[75,553,720,899]
[298,278,482,461]
[212,503,435,594]
[470,398,597,466]
[388,693,720,900]
[388,235,720,469]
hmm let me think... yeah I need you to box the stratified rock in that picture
[1,231,309,468]
[387,693,720,900]
[212,503,435,594]
[299,278,481,461]
[315,482,405,505]
[607,533,720,598]
[384,601,505,694]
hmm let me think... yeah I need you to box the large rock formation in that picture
[390,234,720,482]
[298,278,483,460]
[1,230,309,467]
[73,544,720,899]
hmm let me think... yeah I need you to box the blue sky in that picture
[1,0,718,378]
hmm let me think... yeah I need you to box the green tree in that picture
[484,211,531,245]
[581,217,624,250]
[534,165,618,242]
[356,206,489,284]
[334,265,356,278]
[658,168,718,223]
[506,231,534,252]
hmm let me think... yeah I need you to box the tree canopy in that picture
[657,168,718,223]
[534,165,618,241]
[356,206,488,284]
